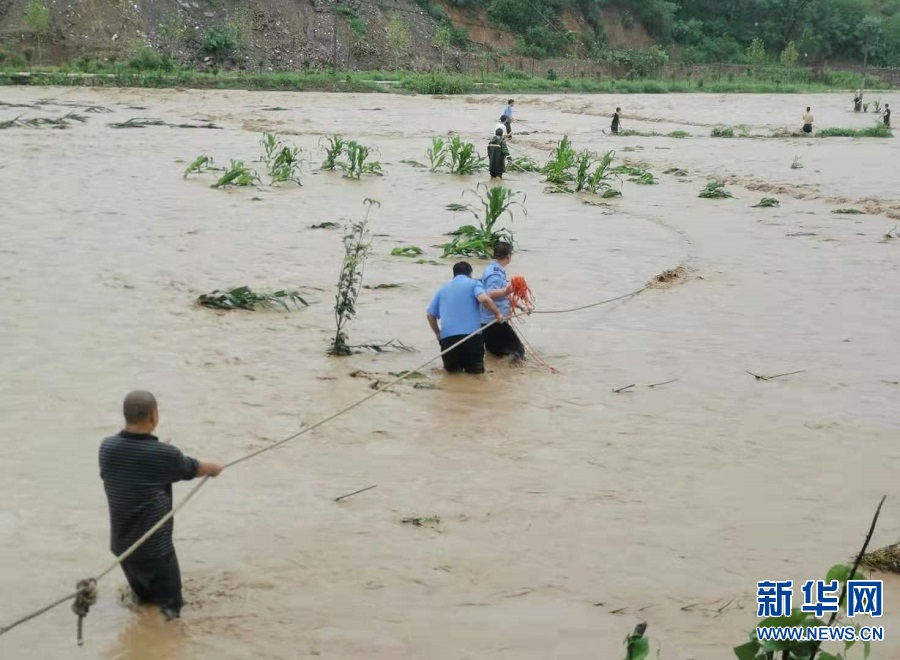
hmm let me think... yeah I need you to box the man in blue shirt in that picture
[427,261,504,374]
[480,242,526,360]
[502,99,515,137]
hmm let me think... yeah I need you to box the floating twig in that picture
[334,484,377,503]
[746,369,805,381]
[646,378,679,388]
[613,384,635,393]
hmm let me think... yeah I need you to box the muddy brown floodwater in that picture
[1,87,899,659]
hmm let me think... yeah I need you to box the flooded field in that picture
[1,87,899,659]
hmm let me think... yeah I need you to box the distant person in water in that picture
[502,99,515,137]
[496,114,509,137]
[883,103,891,127]
[802,107,814,133]
[611,107,621,134]
[488,128,510,179]
[426,261,504,375]
[854,94,862,112]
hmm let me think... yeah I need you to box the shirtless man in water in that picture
[802,107,814,134]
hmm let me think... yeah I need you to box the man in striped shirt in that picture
[99,391,223,619]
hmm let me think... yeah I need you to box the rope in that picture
[0,284,649,642]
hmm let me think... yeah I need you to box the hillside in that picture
[1,0,898,71]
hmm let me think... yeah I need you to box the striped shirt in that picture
[99,431,199,562]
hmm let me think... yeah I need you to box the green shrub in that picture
[711,126,735,138]
[201,28,235,60]
[128,46,173,72]
[349,17,366,37]
[817,124,892,138]
[400,71,471,95]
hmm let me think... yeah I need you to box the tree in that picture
[386,13,411,70]
[745,38,768,66]
[434,26,452,70]
[780,41,800,67]
[23,0,50,66]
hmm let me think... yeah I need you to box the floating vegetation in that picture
[109,117,222,129]
[619,129,690,138]
[354,339,415,353]
[442,184,524,258]
[629,172,658,185]
[753,197,780,207]
[197,286,309,311]
[330,199,377,356]
[310,221,341,229]
[400,159,426,168]
[212,160,260,188]
[791,156,803,170]
[710,125,735,138]
[2,112,88,129]
[426,135,487,174]
[832,208,864,214]
[663,167,689,176]
[861,543,900,572]
[817,124,892,138]
[507,156,542,172]
[364,283,402,289]
[183,155,216,178]
[699,181,734,199]
[390,246,424,257]
[401,516,441,527]
[108,118,167,128]
[667,130,690,138]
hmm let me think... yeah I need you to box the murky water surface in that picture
[1,88,899,659]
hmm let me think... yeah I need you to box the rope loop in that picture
[71,578,97,646]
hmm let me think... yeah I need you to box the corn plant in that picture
[507,156,541,172]
[447,135,486,174]
[184,155,216,178]
[427,136,448,172]
[269,146,301,184]
[629,172,657,185]
[442,184,525,258]
[698,180,734,199]
[261,132,281,163]
[212,160,259,188]
[543,135,577,184]
[330,199,378,356]
[320,135,346,170]
[574,150,593,192]
[340,141,383,179]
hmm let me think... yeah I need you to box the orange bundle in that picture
[508,275,535,313]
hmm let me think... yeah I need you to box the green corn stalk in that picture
[212,160,259,188]
[427,136,448,172]
[184,154,215,178]
[321,135,346,170]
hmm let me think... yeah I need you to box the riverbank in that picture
[0,66,869,95]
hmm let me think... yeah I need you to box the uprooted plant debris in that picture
[108,118,223,129]
[196,286,309,311]
[649,267,689,289]
[401,516,441,527]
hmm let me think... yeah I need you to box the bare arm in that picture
[477,292,504,321]
[426,313,441,341]
[197,461,223,477]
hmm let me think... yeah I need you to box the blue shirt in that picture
[503,105,514,120]
[480,261,509,323]
[427,275,487,339]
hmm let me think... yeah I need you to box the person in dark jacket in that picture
[488,128,510,179]
[884,103,891,127]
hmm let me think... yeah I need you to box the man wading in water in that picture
[611,107,622,135]
[480,242,526,361]
[884,103,891,128]
[802,106,814,134]
[488,127,510,180]
[427,262,504,374]
[502,99,515,138]
[100,391,223,619]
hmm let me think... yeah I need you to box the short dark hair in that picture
[616,107,621,112]
[492,242,513,260]
[123,390,157,424]
[453,261,473,277]
[508,99,514,104]
[495,128,504,136]
[806,106,811,111]
[500,114,508,122]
